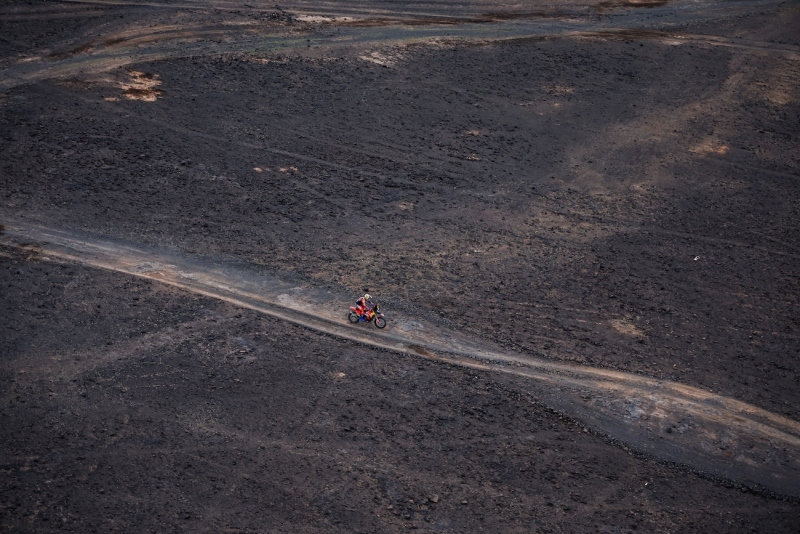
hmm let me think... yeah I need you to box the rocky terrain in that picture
[1,0,799,531]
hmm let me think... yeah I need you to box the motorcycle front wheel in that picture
[374,316,387,329]
[348,312,360,324]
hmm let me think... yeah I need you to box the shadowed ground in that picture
[1,0,799,531]
[3,219,800,498]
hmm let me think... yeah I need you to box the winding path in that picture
[1,0,797,91]
[2,219,799,497]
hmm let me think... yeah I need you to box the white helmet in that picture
[364,293,371,300]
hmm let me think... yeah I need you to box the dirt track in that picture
[3,219,800,500]
[2,0,800,531]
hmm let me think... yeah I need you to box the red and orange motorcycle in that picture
[348,302,387,329]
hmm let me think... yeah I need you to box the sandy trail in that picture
[2,219,798,497]
[1,0,797,90]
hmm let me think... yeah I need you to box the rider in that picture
[355,293,374,320]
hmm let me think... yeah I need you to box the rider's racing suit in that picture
[356,296,374,320]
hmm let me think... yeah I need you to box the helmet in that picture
[364,293,371,300]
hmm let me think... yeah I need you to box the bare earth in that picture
[1,0,799,531]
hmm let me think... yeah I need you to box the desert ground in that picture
[1,0,799,531]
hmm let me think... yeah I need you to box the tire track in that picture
[2,219,799,497]
[1,0,798,90]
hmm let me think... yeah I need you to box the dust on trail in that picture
[2,219,799,498]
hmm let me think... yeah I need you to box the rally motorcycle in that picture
[348,302,387,329]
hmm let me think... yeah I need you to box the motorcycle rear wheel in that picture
[348,312,359,324]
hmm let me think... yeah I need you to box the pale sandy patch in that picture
[690,138,729,155]
[296,15,356,23]
[359,51,395,67]
[611,318,645,338]
[119,70,162,102]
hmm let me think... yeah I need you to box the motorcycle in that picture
[348,302,387,329]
